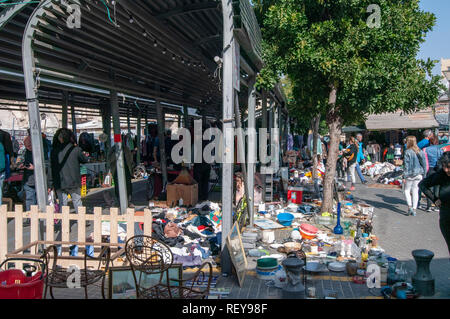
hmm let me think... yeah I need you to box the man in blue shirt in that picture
[417,129,432,150]
[355,133,368,184]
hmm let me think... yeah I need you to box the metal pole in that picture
[111,89,128,213]
[448,86,450,138]
[156,99,168,190]
[22,1,48,212]
[137,112,141,164]
[127,106,131,134]
[261,91,268,203]
[183,105,189,128]
[221,0,235,275]
[71,104,77,140]
[62,90,68,128]
[247,77,256,227]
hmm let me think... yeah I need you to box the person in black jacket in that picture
[419,152,450,255]
[55,128,89,213]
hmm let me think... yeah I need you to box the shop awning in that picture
[365,110,439,131]
[342,125,366,133]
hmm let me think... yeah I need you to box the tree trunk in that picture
[321,84,342,214]
[311,115,320,181]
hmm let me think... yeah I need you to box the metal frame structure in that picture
[0,0,287,274]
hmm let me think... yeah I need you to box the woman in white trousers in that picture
[403,136,427,216]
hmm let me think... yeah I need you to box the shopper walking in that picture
[418,129,433,150]
[56,128,89,213]
[343,137,359,191]
[355,133,368,185]
[419,152,450,255]
[422,135,443,212]
[403,136,427,216]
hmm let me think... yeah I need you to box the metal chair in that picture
[40,244,111,299]
[168,262,213,299]
[125,235,174,299]
[125,235,213,299]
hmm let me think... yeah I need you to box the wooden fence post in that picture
[143,208,152,236]
[93,207,102,244]
[126,208,135,240]
[0,205,7,262]
[14,205,23,255]
[46,205,54,242]
[110,207,118,244]
[78,206,86,243]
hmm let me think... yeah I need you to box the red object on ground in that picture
[299,223,319,240]
[287,187,303,204]
[0,269,45,299]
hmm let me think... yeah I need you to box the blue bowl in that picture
[277,213,294,227]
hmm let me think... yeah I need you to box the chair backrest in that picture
[125,235,173,275]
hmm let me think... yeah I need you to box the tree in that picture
[256,0,442,213]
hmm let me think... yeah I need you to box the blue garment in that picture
[424,145,443,169]
[24,184,37,211]
[417,138,430,150]
[356,163,366,183]
[0,172,4,205]
[357,142,364,163]
[403,149,426,179]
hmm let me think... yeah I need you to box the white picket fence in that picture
[0,205,153,268]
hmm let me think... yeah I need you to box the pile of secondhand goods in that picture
[239,165,386,296]
[361,161,404,186]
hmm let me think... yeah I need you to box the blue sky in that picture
[417,0,450,76]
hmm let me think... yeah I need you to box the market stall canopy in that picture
[342,125,366,133]
[365,110,439,131]
[0,0,279,119]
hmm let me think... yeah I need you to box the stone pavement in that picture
[352,181,450,298]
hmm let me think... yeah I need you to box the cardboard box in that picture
[167,183,198,207]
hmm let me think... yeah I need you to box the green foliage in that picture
[257,0,442,125]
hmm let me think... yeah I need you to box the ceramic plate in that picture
[304,262,328,273]
[328,262,346,272]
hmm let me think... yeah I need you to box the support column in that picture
[111,89,128,213]
[137,112,141,164]
[156,99,168,190]
[127,106,131,134]
[183,105,189,128]
[101,101,112,169]
[221,0,236,275]
[62,91,68,128]
[261,91,268,203]
[247,77,256,227]
[71,104,77,140]
[23,16,47,211]
[144,111,148,135]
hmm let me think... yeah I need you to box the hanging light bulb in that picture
[187,61,191,66]
[172,54,176,60]
[153,40,158,47]
[129,16,134,23]
[181,58,185,64]
[162,48,167,54]
[143,30,148,37]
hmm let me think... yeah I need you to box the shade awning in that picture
[366,110,439,131]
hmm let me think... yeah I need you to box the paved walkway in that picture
[353,181,450,298]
